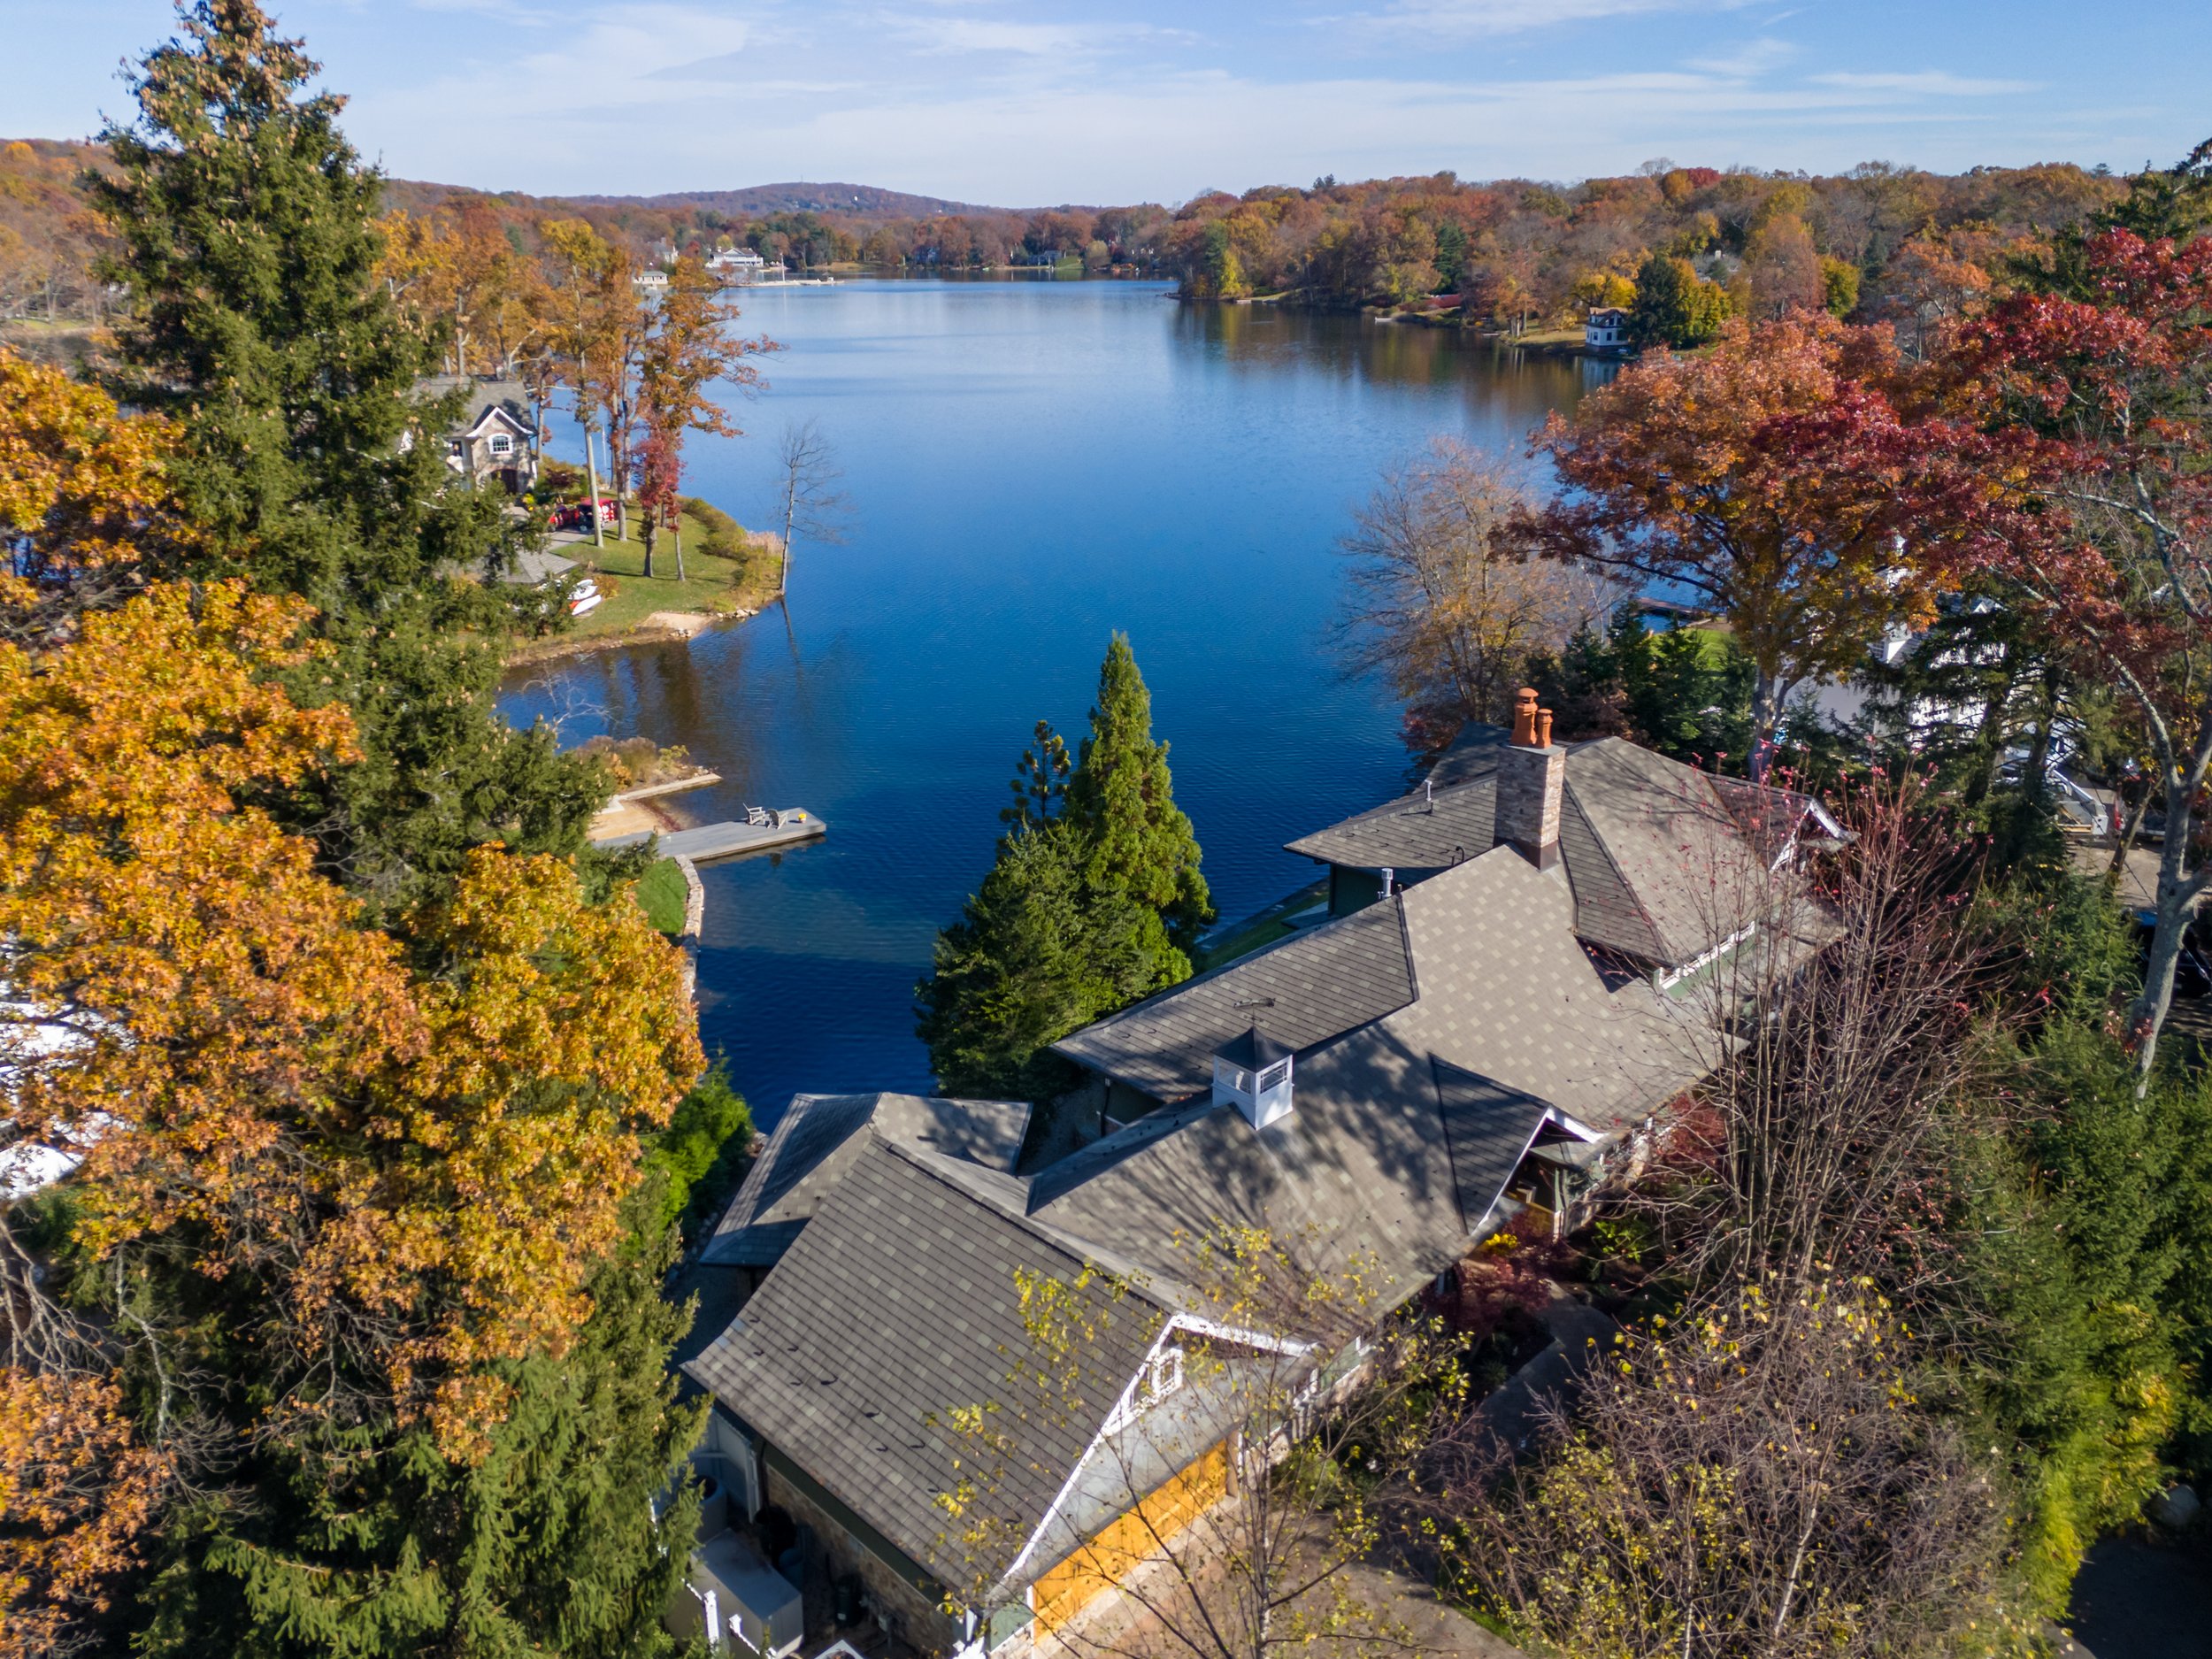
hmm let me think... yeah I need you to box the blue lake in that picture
[498,279,1606,1123]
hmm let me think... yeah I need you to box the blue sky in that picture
[8,1,2205,205]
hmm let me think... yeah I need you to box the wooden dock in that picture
[597,809,826,864]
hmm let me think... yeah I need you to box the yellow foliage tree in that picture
[0,570,702,1640]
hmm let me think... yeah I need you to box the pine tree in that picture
[89,0,606,902]
[916,820,1175,1101]
[131,1195,705,1659]
[1065,634,1214,957]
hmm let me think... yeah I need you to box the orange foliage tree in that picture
[0,349,193,644]
[0,577,703,1644]
[1525,315,1945,777]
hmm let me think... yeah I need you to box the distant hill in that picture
[567,182,1008,219]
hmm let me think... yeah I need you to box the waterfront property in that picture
[419,374,540,493]
[1584,305,1630,352]
[677,694,1839,1659]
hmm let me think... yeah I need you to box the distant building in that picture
[416,376,539,494]
[706,247,769,284]
[631,267,670,295]
[1586,305,1631,352]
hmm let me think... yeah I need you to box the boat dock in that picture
[595,809,826,864]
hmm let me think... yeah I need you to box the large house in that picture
[418,375,539,494]
[680,695,1839,1658]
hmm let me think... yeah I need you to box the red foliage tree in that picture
[1935,227,2212,1077]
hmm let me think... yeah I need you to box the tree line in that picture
[4,130,2131,341]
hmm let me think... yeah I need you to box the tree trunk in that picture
[673,512,685,582]
[2124,823,2194,1093]
[641,517,656,580]
[780,485,797,601]
[1749,668,1787,782]
[1961,648,2019,807]
[584,429,604,550]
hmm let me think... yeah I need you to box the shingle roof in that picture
[702,1093,1032,1268]
[1280,779,1497,872]
[1050,900,1416,1102]
[685,1138,1164,1589]
[1287,735,1824,971]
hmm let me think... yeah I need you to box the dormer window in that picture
[489,434,513,457]
[1105,1344,1185,1433]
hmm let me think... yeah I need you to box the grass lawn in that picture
[1510,325,1587,347]
[1194,879,1327,972]
[634,856,689,936]
[557,503,782,643]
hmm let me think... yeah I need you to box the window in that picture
[489,434,513,457]
[1104,1345,1186,1433]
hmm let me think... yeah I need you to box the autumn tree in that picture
[632,254,776,577]
[0,349,194,645]
[1528,314,1940,777]
[1935,224,2212,1078]
[0,581,705,1651]
[89,0,607,902]
[1337,437,1615,747]
[1626,253,1730,349]
[1432,1279,2023,1659]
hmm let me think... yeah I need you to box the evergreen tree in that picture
[89,0,606,902]
[1065,634,1215,957]
[1954,1021,2212,1609]
[1626,253,1730,349]
[132,1194,705,1659]
[916,820,1175,1101]
[1543,606,1753,768]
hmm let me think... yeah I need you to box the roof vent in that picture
[1213,1026,1294,1129]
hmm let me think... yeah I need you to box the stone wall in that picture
[761,1456,959,1656]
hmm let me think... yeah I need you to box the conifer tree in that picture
[916,820,1173,1101]
[131,1198,704,1659]
[89,0,605,902]
[1065,634,1214,956]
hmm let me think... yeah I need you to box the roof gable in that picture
[703,1092,1031,1268]
[686,1138,1164,1588]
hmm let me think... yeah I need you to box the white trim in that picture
[1653,922,1756,992]
[994,1311,1310,1590]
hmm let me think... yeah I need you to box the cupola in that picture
[1213,1026,1294,1129]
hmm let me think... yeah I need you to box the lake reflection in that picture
[499,280,1601,1123]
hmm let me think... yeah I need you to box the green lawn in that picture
[634,856,689,936]
[1194,879,1327,972]
[557,503,782,643]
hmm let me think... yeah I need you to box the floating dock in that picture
[597,809,826,864]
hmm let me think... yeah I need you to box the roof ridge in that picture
[1079,896,1402,1032]
[877,1136,1174,1311]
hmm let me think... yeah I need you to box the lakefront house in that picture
[677,693,1840,1659]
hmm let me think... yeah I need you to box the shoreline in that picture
[503,603,766,667]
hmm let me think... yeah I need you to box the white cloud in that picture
[1686,36,1796,77]
[1344,0,1750,38]
[1810,70,2039,96]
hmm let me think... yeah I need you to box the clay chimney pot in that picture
[1537,709,1554,748]
[1510,687,1540,748]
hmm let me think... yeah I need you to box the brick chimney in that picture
[1494,687,1565,870]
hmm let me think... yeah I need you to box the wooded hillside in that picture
[1,138,2128,334]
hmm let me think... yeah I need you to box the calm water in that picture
[499,280,1606,1122]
